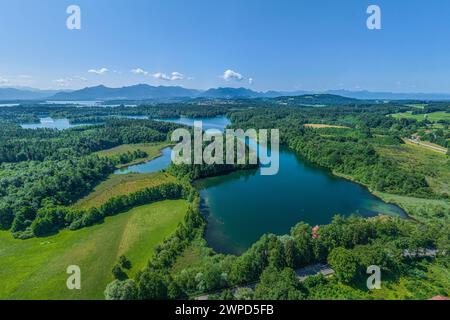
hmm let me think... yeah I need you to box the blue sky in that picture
[0,0,449,92]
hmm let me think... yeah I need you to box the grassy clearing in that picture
[391,111,450,122]
[73,172,176,209]
[171,238,213,274]
[95,142,170,167]
[375,142,449,221]
[375,192,449,222]
[376,143,450,196]
[405,104,427,109]
[404,139,448,154]
[0,200,189,300]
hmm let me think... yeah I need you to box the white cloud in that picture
[53,78,73,87]
[88,68,109,75]
[222,69,244,81]
[131,68,149,75]
[152,71,185,81]
[18,74,32,79]
[0,77,9,85]
[222,69,254,85]
[169,72,184,81]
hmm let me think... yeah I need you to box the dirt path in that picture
[404,138,448,154]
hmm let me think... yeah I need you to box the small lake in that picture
[113,116,231,174]
[111,116,406,255]
[156,116,231,132]
[43,101,104,107]
[20,117,93,130]
[114,147,172,175]
[124,115,149,120]
[20,115,155,130]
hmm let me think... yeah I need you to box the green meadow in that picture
[375,142,450,221]
[73,172,176,209]
[391,111,450,122]
[0,200,188,300]
[95,142,170,167]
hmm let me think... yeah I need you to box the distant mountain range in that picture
[0,87,66,100]
[51,84,198,101]
[325,90,450,101]
[2,84,450,101]
[271,94,361,106]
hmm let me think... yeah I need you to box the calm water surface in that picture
[114,147,172,175]
[196,147,406,255]
[112,116,406,254]
[20,117,93,130]
[156,116,231,132]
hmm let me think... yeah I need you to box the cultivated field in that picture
[0,200,189,300]
[391,111,450,122]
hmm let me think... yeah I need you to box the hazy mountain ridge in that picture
[50,84,200,101]
[272,94,362,106]
[2,84,450,101]
[326,90,450,101]
[0,87,64,100]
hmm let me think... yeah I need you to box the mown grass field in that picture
[304,123,350,129]
[73,172,176,209]
[375,142,450,221]
[95,142,170,167]
[0,200,189,300]
[390,111,450,122]
[405,104,427,109]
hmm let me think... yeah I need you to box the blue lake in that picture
[113,116,406,255]
[114,147,173,175]
[20,118,92,130]
[156,116,231,132]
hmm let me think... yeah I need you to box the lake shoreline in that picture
[330,170,415,221]
[194,143,407,255]
[114,143,173,170]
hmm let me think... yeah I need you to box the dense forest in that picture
[0,119,183,238]
[0,119,181,162]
